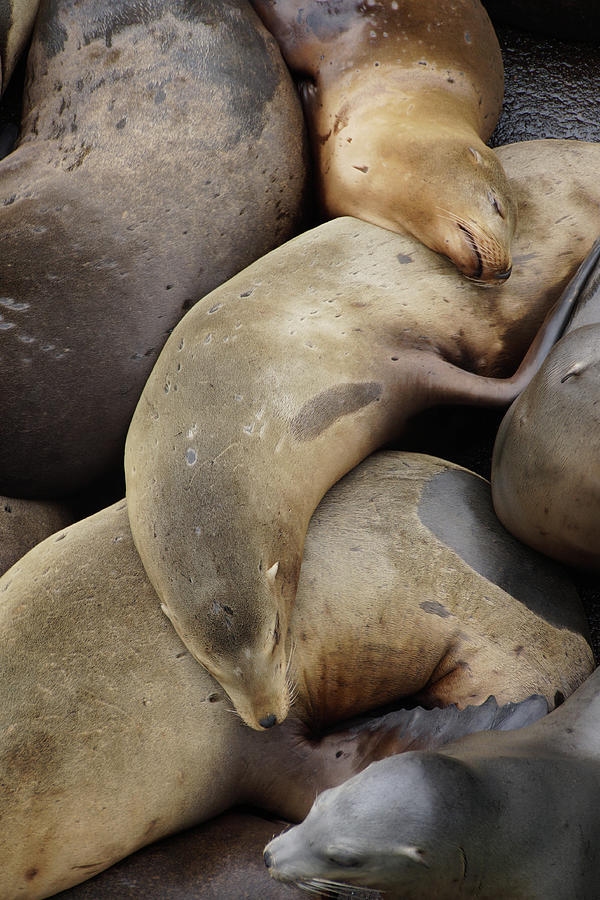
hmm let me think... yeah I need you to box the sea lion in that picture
[0,485,550,899]
[265,660,600,899]
[482,0,600,44]
[290,452,593,725]
[125,138,600,731]
[250,0,516,282]
[492,256,600,571]
[0,0,307,500]
[0,493,72,575]
[0,0,40,95]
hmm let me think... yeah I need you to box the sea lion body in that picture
[0,465,556,899]
[0,493,72,575]
[265,664,600,899]
[125,138,600,730]
[492,257,600,569]
[251,0,515,281]
[292,452,592,724]
[0,0,307,499]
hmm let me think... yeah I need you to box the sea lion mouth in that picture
[458,223,484,281]
[457,224,512,286]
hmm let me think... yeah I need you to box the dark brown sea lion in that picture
[125,138,600,731]
[492,254,600,570]
[0,482,550,899]
[265,660,600,899]
[0,0,307,500]
[251,0,516,282]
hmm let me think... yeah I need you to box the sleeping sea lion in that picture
[125,138,600,731]
[0,0,307,499]
[492,253,600,570]
[0,477,552,898]
[251,0,516,282]
[265,661,600,899]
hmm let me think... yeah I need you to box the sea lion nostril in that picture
[259,713,277,728]
[264,849,273,869]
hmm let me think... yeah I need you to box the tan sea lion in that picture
[250,0,516,282]
[0,493,72,575]
[0,473,554,899]
[265,660,600,899]
[492,256,600,570]
[0,0,307,500]
[125,138,600,731]
[290,452,593,725]
[0,0,40,95]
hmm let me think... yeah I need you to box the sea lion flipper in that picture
[322,695,548,757]
[419,235,600,408]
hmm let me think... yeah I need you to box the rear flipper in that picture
[319,693,548,757]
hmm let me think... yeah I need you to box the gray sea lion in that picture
[492,254,600,570]
[0,493,72,575]
[0,0,307,499]
[0,471,552,899]
[125,138,600,731]
[265,660,600,899]
[251,0,516,282]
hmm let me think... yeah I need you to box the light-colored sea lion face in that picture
[264,754,479,898]
[325,111,516,284]
[160,589,291,732]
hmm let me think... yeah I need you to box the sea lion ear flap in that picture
[265,561,279,585]
[394,845,430,866]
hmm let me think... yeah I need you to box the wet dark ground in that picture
[2,14,600,900]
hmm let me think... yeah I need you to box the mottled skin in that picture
[0,493,72,575]
[265,664,600,899]
[251,0,516,282]
[0,0,40,93]
[125,139,600,731]
[0,0,307,499]
[291,453,592,726]
[0,479,549,899]
[492,254,600,569]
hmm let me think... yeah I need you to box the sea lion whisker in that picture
[310,878,357,894]
[435,208,497,246]
[295,881,325,895]
[302,881,340,897]
[285,637,298,678]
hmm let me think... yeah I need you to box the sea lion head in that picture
[264,752,482,896]
[325,110,516,285]
[159,572,291,732]
[377,131,516,285]
[427,139,517,286]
